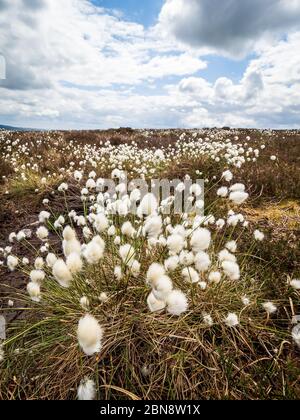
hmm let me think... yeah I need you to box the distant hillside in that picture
[0,124,41,131]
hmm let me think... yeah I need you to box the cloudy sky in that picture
[0,0,300,129]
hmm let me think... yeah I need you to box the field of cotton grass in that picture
[0,128,299,400]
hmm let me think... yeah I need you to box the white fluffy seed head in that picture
[166,290,188,316]
[225,240,237,253]
[190,228,211,253]
[254,230,265,241]
[36,226,49,240]
[143,215,162,239]
[229,191,249,205]
[114,265,122,280]
[77,314,103,356]
[182,267,199,284]
[7,255,18,271]
[46,253,57,268]
[52,259,73,288]
[222,260,240,281]
[194,251,211,273]
[290,279,300,290]
[27,282,41,302]
[147,292,166,312]
[225,313,239,327]
[63,226,76,241]
[77,378,96,401]
[217,187,228,198]
[30,269,45,284]
[164,255,179,272]
[80,296,89,310]
[262,302,277,314]
[146,263,165,286]
[67,253,83,274]
[121,221,135,238]
[94,213,109,233]
[119,244,135,264]
[167,234,185,255]
[230,183,245,192]
[137,193,158,218]
[218,249,237,263]
[63,238,82,258]
[208,271,221,284]
[83,237,105,265]
[34,257,44,270]
[179,251,194,266]
[152,275,173,300]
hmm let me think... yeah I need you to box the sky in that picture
[0,0,300,129]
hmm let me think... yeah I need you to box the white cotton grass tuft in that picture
[218,249,236,263]
[83,236,105,265]
[254,230,265,241]
[179,251,194,266]
[147,292,166,312]
[121,221,135,238]
[242,296,250,306]
[34,257,44,270]
[77,314,103,356]
[182,267,199,284]
[52,259,73,288]
[222,170,233,182]
[114,265,122,280]
[290,279,300,290]
[7,255,18,271]
[36,226,49,240]
[152,275,173,300]
[66,253,83,274]
[130,260,141,278]
[166,290,188,316]
[164,255,179,272]
[77,378,96,401]
[80,296,89,311]
[119,244,135,264]
[143,215,162,239]
[229,183,246,192]
[190,228,211,253]
[99,292,108,303]
[262,302,277,315]
[225,240,237,253]
[137,193,158,217]
[30,269,45,284]
[167,234,185,255]
[217,187,228,198]
[194,251,211,273]
[146,263,165,286]
[229,191,249,205]
[63,226,76,241]
[203,313,214,327]
[27,282,41,302]
[221,260,240,281]
[208,271,221,284]
[63,228,82,257]
[225,313,239,327]
[292,325,300,348]
[46,253,57,268]
[94,213,109,233]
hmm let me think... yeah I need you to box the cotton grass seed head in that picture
[166,290,188,316]
[77,314,103,356]
[77,378,96,401]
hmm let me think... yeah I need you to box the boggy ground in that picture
[0,127,299,400]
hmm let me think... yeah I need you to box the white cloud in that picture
[159,0,300,57]
[0,0,299,129]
